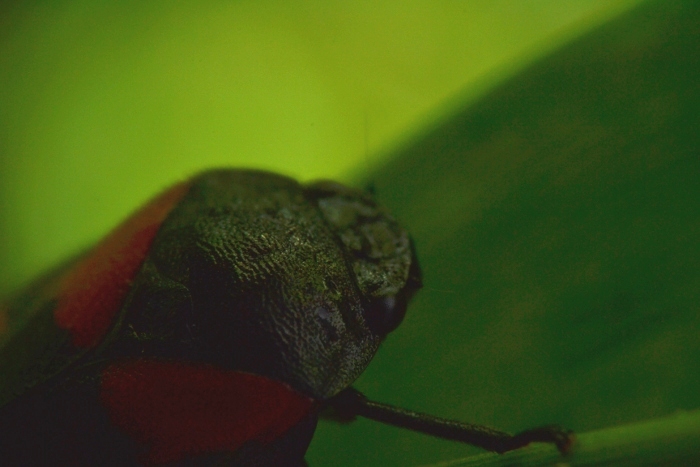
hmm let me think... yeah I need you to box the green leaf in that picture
[308,0,700,465]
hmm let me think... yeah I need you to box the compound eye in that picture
[363,294,408,336]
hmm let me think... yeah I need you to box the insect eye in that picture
[363,294,408,336]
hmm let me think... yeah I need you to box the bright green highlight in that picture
[0,0,641,295]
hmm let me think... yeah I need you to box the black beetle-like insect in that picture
[0,169,572,465]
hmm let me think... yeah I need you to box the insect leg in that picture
[328,387,574,454]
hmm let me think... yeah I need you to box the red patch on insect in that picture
[53,182,190,348]
[100,359,315,465]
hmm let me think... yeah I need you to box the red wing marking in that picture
[100,359,315,465]
[53,182,190,348]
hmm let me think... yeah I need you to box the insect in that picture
[0,169,572,465]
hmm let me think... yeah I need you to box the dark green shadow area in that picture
[307,0,700,465]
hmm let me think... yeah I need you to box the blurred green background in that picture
[0,0,641,296]
[3,0,700,466]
